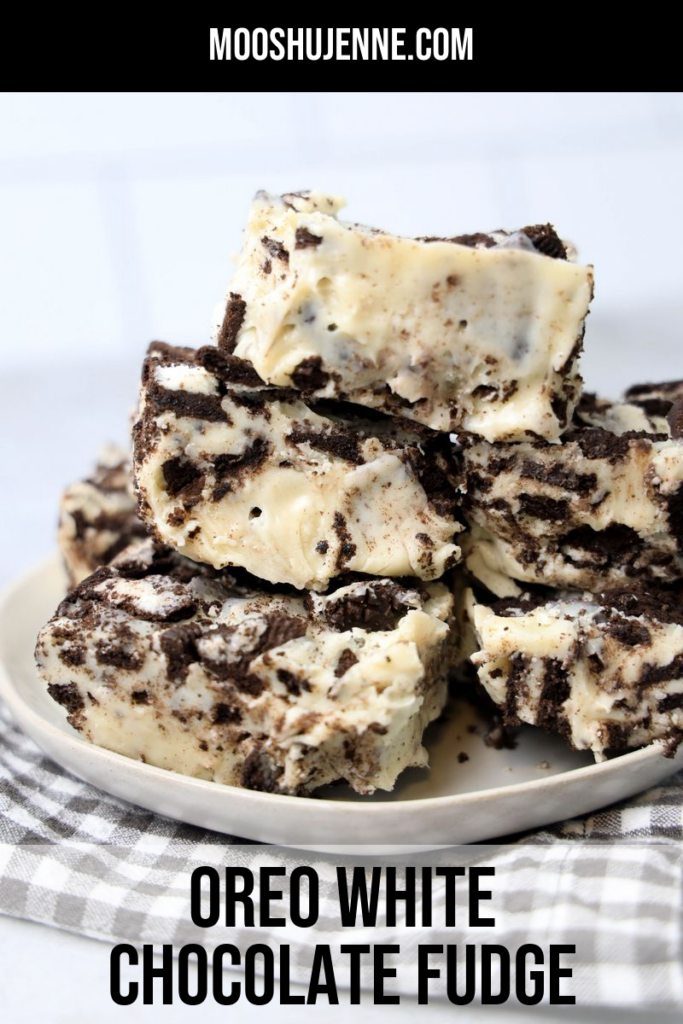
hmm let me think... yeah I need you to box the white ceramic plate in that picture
[1,556,681,850]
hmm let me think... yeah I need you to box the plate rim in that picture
[1,553,679,818]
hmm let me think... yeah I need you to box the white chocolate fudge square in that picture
[35,540,455,796]
[465,584,683,761]
[58,447,147,586]
[212,190,593,441]
[133,342,461,590]
[460,395,683,595]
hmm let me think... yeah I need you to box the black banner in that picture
[4,19,675,90]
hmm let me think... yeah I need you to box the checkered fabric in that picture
[1,700,682,1008]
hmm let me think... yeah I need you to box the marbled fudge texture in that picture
[58,447,147,586]
[212,190,593,440]
[133,342,462,590]
[464,584,683,760]
[624,379,683,424]
[459,392,683,596]
[36,540,455,795]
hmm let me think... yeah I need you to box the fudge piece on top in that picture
[133,342,461,590]
[36,540,455,796]
[212,190,593,441]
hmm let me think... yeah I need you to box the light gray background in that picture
[1,92,681,1020]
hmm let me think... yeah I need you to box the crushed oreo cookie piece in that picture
[287,426,362,465]
[295,227,323,249]
[667,397,683,439]
[291,356,330,392]
[324,581,419,633]
[217,293,247,353]
[261,236,289,262]
[335,648,359,678]
[521,223,567,260]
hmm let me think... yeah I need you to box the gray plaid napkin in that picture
[1,699,682,1008]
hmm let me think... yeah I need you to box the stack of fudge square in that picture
[36,191,683,797]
